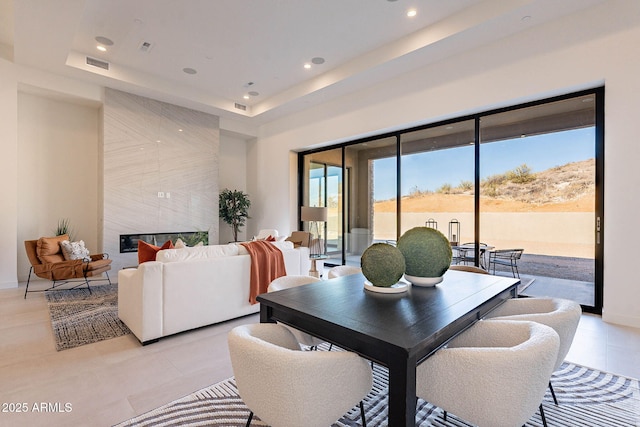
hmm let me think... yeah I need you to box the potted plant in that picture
[397,227,452,286]
[219,189,251,242]
[361,243,407,293]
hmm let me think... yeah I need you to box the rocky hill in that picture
[375,159,595,213]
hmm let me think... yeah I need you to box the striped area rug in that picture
[114,359,639,426]
[46,284,131,351]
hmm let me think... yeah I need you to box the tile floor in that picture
[0,282,639,427]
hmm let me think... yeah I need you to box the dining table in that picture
[257,269,520,426]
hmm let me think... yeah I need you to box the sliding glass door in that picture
[479,93,599,308]
[298,88,603,313]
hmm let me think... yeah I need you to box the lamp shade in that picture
[301,206,328,222]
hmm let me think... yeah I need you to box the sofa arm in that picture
[118,262,164,344]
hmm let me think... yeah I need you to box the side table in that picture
[309,254,328,278]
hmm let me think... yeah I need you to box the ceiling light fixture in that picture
[407,9,417,17]
[304,63,311,69]
[311,57,325,65]
[95,36,114,46]
[521,15,532,22]
[96,45,107,52]
[243,95,250,100]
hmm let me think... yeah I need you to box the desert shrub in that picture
[458,180,473,192]
[436,183,452,194]
[506,164,535,183]
[482,173,507,187]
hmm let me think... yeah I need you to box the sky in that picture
[373,127,595,201]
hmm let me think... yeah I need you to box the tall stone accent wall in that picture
[102,88,219,271]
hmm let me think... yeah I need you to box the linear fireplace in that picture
[119,231,208,253]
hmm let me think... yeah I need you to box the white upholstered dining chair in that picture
[416,320,559,427]
[228,323,372,427]
[268,275,324,349]
[484,297,582,404]
[327,265,362,279]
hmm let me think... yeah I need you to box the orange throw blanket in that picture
[241,241,287,304]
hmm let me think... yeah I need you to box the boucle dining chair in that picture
[416,320,559,427]
[268,275,324,349]
[327,265,362,279]
[228,323,372,427]
[484,297,582,405]
[448,265,490,274]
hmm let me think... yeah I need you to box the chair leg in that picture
[539,403,548,427]
[359,401,367,427]
[245,411,253,427]
[548,381,558,405]
[24,267,33,299]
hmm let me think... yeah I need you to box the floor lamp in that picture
[301,206,328,257]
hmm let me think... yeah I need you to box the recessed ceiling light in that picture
[178,129,183,132]
[521,15,532,22]
[96,45,107,52]
[311,57,325,65]
[407,9,417,17]
[243,95,250,100]
[95,36,114,46]
[183,67,197,75]
[304,63,311,69]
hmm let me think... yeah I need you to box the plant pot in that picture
[404,274,443,287]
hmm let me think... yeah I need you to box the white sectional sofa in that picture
[118,241,310,344]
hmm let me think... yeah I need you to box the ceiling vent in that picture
[86,56,109,70]
[234,103,247,111]
[139,41,154,53]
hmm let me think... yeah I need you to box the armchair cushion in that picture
[36,234,69,263]
[60,240,91,261]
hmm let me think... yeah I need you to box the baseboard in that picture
[602,309,640,329]
[0,281,18,289]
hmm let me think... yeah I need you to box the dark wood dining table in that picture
[257,269,519,426]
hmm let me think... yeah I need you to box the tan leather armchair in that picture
[24,234,112,298]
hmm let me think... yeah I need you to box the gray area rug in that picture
[114,358,640,426]
[46,283,130,351]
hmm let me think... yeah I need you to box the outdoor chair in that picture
[228,323,372,427]
[24,235,112,298]
[457,242,490,268]
[489,248,524,278]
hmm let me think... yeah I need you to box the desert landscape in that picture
[372,159,595,258]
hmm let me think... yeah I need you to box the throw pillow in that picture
[174,238,187,249]
[60,240,91,261]
[138,240,174,264]
[265,235,276,242]
[36,234,69,264]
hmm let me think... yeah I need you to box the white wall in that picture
[0,58,18,288]
[219,132,248,243]
[250,2,640,327]
[16,93,100,282]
